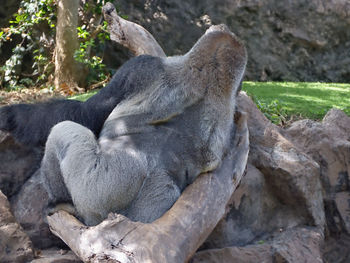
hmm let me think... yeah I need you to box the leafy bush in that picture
[0,0,113,90]
[0,0,56,89]
[250,95,288,125]
[74,21,110,86]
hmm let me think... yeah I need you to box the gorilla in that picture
[41,27,247,226]
[0,55,163,147]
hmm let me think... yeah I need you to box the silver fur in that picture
[41,29,247,226]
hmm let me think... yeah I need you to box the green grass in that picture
[242,81,350,121]
[69,89,99,101]
[70,82,350,124]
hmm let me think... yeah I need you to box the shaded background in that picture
[1,0,350,83]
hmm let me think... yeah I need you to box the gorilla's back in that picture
[99,96,231,193]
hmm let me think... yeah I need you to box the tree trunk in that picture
[54,0,81,94]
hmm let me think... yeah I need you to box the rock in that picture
[202,164,317,248]
[238,92,325,228]
[0,190,34,263]
[105,0,350,82]
[192,243,273,263]
[192,227,323,263]
[284,108,350,235]
[10,170,64,249]
[322,233,350,263]
[31,249,81,263]
[0,96,347,262]
[271,227,323,262]
[200,93,325,251]
[0,131,42,197]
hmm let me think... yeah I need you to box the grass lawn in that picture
[70,81,350,124]
[242,81,350,121]
[69,90,99,101]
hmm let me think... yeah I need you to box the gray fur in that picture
[41,29,247,226]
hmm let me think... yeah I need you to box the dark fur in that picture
[0,55,162,147]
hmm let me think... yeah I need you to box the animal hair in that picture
[0,55,166,147]
[41,27,247,225]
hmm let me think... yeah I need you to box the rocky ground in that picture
[1,1,349,260]
[0,88,62,106]
[108,0,350,83]
[1,92,349,262]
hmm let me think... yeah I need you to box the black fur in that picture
[0,55,162,147]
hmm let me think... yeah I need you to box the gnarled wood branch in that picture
[47,111,249,263]
[102,2,166,57]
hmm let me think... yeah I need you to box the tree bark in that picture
[54,0,81,93]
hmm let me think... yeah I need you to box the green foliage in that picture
[74,20,111,86]
[0,0,113,90]
[243,81,350,121]
[69,89,99,101]
[254,97,287,125]
[0,0,56,89]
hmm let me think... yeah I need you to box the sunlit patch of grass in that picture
[69,90,99,101]
[242,81,350,121]
[69,82,350,123]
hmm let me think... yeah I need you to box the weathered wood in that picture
[47,111,249,263]
[102,2,166,57]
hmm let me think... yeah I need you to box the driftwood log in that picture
[102,2,166,57]
[47,3,249,262]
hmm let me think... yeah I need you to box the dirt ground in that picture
[0,88,63,106]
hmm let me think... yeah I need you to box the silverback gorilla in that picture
[41,28,247,226]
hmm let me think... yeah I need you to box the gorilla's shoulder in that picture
[116,55,164,74]
[106,55,165,93]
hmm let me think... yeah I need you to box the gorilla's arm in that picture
[0,55,163,147]
[42,120,153,225]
